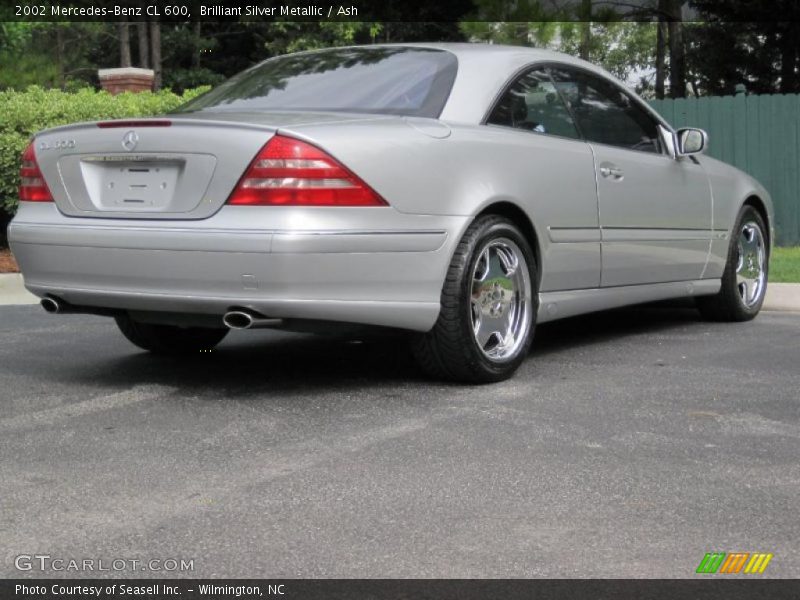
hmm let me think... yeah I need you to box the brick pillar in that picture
[98,67,155,94]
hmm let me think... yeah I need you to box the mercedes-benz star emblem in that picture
[121,130,139,151]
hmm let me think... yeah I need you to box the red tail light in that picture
[19,142,53,202]
[227,135,386,207]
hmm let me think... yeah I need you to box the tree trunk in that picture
[137,22,149,69]
[55,25,65,89]
[667,0,685,98]
[515,22,529,46]
[779,26,798,93]
[119,21,132,68]
[193,22,202,68]
[579,0,591,60]
[655,1,667,99]
[149,21,162,91]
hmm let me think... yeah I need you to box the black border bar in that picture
[3,579,800,600]
[5,0,800,23]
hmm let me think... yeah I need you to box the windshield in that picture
[174,47,458,118]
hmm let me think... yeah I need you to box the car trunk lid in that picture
[34,112,386,220]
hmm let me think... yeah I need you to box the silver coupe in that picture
[9,43,773,382]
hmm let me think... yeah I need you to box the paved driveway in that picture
[1,304,798,578]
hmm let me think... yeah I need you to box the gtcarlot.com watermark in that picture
[15,554,194,573]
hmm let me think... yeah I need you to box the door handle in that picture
[599,165,624,180]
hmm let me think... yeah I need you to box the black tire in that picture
[115,314,228,354]
[412,215,538,383]
[696,205,769,322]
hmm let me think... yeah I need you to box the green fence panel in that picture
[649,93,800,245]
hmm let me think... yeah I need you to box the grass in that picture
[770,247,800,283]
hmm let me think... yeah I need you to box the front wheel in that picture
[412,215,538,383]
[696,205,769,321]
[115,314,228,354]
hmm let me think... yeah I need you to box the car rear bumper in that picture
[9,203,469,331]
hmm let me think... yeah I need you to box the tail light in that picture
[19,142,53,202]
[227,135,386,207]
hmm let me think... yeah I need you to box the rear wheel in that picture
[696,205,768,321]
[115,314,228,354]
[412,215,537,383]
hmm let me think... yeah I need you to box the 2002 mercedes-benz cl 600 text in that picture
[9,44,772,382]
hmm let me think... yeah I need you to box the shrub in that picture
[0,85,209,215]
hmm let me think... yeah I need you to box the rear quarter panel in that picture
[282,119,602,292]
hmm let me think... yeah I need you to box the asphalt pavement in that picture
[1,304,798,578]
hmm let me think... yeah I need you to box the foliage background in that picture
[0,86,207,215]
[2,2,800,225]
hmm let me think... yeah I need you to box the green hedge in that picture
[0,85,208,215]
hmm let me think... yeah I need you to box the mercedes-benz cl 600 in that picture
[9,44,773,382]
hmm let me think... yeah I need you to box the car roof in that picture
[402,41,581,60]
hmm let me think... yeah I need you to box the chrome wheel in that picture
[736,221,766,308]
[470,238,532,361]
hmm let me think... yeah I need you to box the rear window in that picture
[174,47,458,118]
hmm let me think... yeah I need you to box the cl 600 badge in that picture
[38,139,76,150]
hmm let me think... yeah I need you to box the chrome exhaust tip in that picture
[223,310,255,330]
[223,310,284,330]
[41,297,61,314]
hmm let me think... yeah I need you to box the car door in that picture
[549,66,712,287]
[485,66,601,292]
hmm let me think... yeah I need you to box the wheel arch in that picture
[475,201,542,279]
[742,194,771,252]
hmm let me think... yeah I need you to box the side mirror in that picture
[676,127,708,156]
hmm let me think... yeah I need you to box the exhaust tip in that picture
[41,297,61,314]
[223,311,254,330]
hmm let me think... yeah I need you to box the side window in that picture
[487,68,580,140]
[549,67,662,153]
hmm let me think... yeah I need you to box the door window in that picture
[487,68,581,140]
[549,67,662,153]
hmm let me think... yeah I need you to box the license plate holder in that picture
[81,156,184,211]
